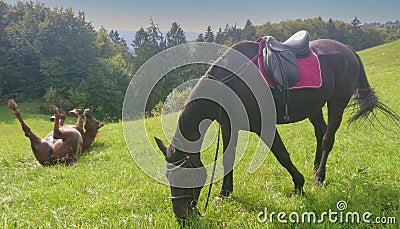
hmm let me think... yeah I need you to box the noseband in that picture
[167,154,199,211]
[167,122,221,217]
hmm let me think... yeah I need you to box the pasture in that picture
[1,41,399,228]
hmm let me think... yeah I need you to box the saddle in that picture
[262,30,311,121]
[263,30,311,88]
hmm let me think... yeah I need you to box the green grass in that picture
[1,41,400,228]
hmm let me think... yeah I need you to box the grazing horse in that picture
[154,37,399,221]
[7,99,104,165]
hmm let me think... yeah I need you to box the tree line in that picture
[0,1,399,120]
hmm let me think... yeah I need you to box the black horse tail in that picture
[349,52,400,126]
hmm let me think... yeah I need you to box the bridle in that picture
[167,123,222,217]
[167,153,200,212]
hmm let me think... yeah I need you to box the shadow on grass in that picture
[226,176,399,228]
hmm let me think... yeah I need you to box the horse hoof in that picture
[83,109,93,119]
[292,188,305,196]
[68,108,83,116]
[215,194,226,201]
[49,105,59,114]
[7,99,17,109]
[313,179,323,186]
[215,191,231,200]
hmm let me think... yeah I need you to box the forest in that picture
[1,1,399,120]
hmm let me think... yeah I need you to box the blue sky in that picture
[3,0,400,32]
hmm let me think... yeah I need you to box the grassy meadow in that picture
[1,41,399,228]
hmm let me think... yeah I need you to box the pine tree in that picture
[109,30,126,44]
[326,18,338,40]
[196,33,205,42]
[204,26,214,42]
[132,20,165,68]
[166,22,187,47]
[242,19,256,40]
[215,28,225,44]
[351,16,361,28]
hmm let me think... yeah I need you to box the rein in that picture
[200,50,258,216]
[202,121,221,216]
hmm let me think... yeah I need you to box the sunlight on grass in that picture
[1,42,399,228]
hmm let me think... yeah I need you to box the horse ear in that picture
[154,137,167,157]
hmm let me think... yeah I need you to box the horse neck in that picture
[173,95,219,154]
[171,41,259,153]
[207,41,259,81]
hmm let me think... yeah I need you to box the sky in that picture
[3,0,400,32]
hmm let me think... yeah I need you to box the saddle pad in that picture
[260,50,322,90]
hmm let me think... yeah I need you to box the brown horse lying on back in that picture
[7,99,104,165]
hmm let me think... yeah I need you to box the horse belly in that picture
[52,129,83,160]
[275,87,331,124]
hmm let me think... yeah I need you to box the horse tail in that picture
[348,52,400,126]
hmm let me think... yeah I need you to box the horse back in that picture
[310,39,360,98]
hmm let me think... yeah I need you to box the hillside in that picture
[0,41,399,228]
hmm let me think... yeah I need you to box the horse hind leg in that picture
[314,99,348,185]
[7,100,52,165]
[308,109,327,172]
[49,105,66,140]
[267,130,305,195]
[8,100,40,141]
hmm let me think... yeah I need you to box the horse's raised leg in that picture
[266,130,305,195]
[68,108,84,135]
[219,123,239,198]
[49,105,65,140]
[7,99,52,165]
[309,109,327,172]
[314,100,348,185]
[49,105,79,164]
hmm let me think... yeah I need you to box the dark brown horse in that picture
[7,99,103,165]
[155,37,399,222]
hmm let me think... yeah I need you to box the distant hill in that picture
[117,30,200,50]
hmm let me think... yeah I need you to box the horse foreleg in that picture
[314,100,347,186]
[49,105,65,140]
[309,109,327,172]
[219,123,238,198]
[69,108,84,135]
[269,130,305,195]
